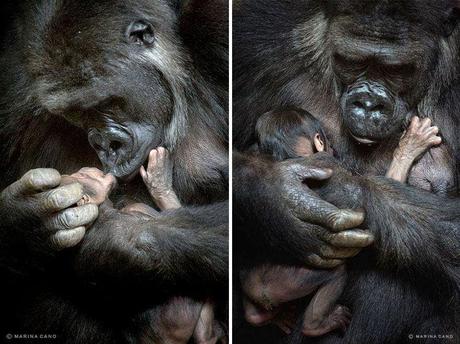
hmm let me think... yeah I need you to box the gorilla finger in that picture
[14,168,61,195]
[319,246,361,259]
[296,166,333,181]
[327,209,365,232]
[327,229,375,248]
[50,227,86,250]
[37,183,84,213]
[306,254,344,269]
[44,204,99,230]
[296,198,364,231]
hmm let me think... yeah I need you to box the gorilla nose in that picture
[88,128,131,167]
[347,95,392,122]
[341,81,398,142]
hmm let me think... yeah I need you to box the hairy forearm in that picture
[361,176,460,282]
[74,202,228,292]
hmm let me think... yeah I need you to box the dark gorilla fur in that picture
[234,1,460,343]
[0,0,228,343]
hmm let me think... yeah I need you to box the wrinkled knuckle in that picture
[320,246,333,258]
[58,211,75,229]
[46,190,64,209]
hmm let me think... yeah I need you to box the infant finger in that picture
[147,149,158,172]
[418,117,432,133]
[77,167,105,177]
[408,116,420,131]
[423,126,439,136]
[157,147,166,167]
[140,166,147,179]
[102,173,117,191]
[428,136,442,145]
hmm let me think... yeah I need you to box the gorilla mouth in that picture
[110,147,150,181]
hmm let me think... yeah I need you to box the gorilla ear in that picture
[126,20,155,46]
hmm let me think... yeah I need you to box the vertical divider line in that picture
[228,0,234,342]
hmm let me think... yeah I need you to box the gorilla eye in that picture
[126,20,155,46]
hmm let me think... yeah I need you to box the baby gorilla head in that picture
[255,108,328,161]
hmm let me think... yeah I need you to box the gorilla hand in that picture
[275,158,372,268]
[234,153,374,269]
[0,168,99,250]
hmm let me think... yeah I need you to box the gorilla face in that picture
[325,0,457,144]
[28,0,184,180]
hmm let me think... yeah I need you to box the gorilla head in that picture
[22,0,227,191]
[234,0,460,151]
[325,0,459,144]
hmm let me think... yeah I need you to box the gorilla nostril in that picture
[371,104,385,112]
[110,141,123,151]
[352,101,363,108]
[93,143,103,151]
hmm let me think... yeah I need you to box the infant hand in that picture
[140,147,174,199]
[396,116,442,161]
[61,168,116,206]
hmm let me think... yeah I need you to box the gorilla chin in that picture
[88,122,158,180]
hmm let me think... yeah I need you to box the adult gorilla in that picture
[0,0,228,342]
[234,0,460,343]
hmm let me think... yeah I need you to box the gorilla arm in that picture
[294,153,460,285]
[233,151,372,269]
[73,201,228,292]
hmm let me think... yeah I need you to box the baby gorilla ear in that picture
[314,133,325,153]
[126,20,155,46]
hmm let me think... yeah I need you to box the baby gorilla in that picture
[243,108,441,337]
[60,149,223,344]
